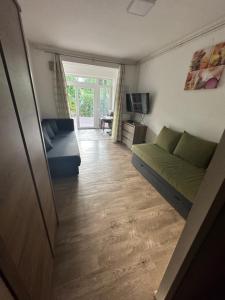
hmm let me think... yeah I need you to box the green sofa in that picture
[132,127,217,218]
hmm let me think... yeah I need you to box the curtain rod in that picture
[31,43,137,66]
[46,49,122,66]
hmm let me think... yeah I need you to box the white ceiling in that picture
[19,0,225,62]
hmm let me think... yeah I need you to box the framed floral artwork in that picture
[208,42,225,67]
[185,66,224,90]
[185,42,225,90]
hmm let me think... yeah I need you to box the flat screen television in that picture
[126,93,150,114]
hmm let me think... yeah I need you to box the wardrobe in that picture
[0,0,57,299]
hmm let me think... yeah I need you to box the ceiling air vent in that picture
[127,0,156,16]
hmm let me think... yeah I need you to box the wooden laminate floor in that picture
[53,130,185,300]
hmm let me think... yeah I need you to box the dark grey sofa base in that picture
[48,157,79,178]
[132,154,192,219]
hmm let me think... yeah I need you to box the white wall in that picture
[137,27,225,143]
[29,47,57,118]
[124,65,139,93]
[29,45,138,119]
[122,64,139,120]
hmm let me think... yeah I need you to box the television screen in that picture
[126,93,150,114]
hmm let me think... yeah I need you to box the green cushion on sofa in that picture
[173,131,217,169]
[154,126,181,153]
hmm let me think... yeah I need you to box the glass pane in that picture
[78,88,94,128]
[76,77,97,84]
[65,74,77,82]
[100,87,111,116]
[66,85,76,117]
[66,74,97,84]
[99,79,112,86]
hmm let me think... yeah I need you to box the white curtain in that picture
[53,54,70,118]
[112,65,125,142]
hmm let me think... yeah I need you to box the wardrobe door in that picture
[0,47,53,299]
[0,276,15,300]
[0,0,57,251]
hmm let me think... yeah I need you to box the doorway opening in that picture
[63,61,118,132]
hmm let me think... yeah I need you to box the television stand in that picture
[122,121,147,149]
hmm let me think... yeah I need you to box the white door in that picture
[77,87,96,129]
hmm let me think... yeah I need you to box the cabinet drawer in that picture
[122,136,133,149]
[123,123,135,134]
[122,129,133,141]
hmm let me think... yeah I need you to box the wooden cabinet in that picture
[0,0,57,299]
[0,277,15,300]
[0,0,57,252]
[122,121,147,149]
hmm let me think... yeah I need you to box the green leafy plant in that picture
[79,88,94,117]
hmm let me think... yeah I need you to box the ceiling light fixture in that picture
[127,0,156,17]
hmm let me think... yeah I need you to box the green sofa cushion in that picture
[154,126,181,153]
[132,143,205,202]
[173,131,217,169]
